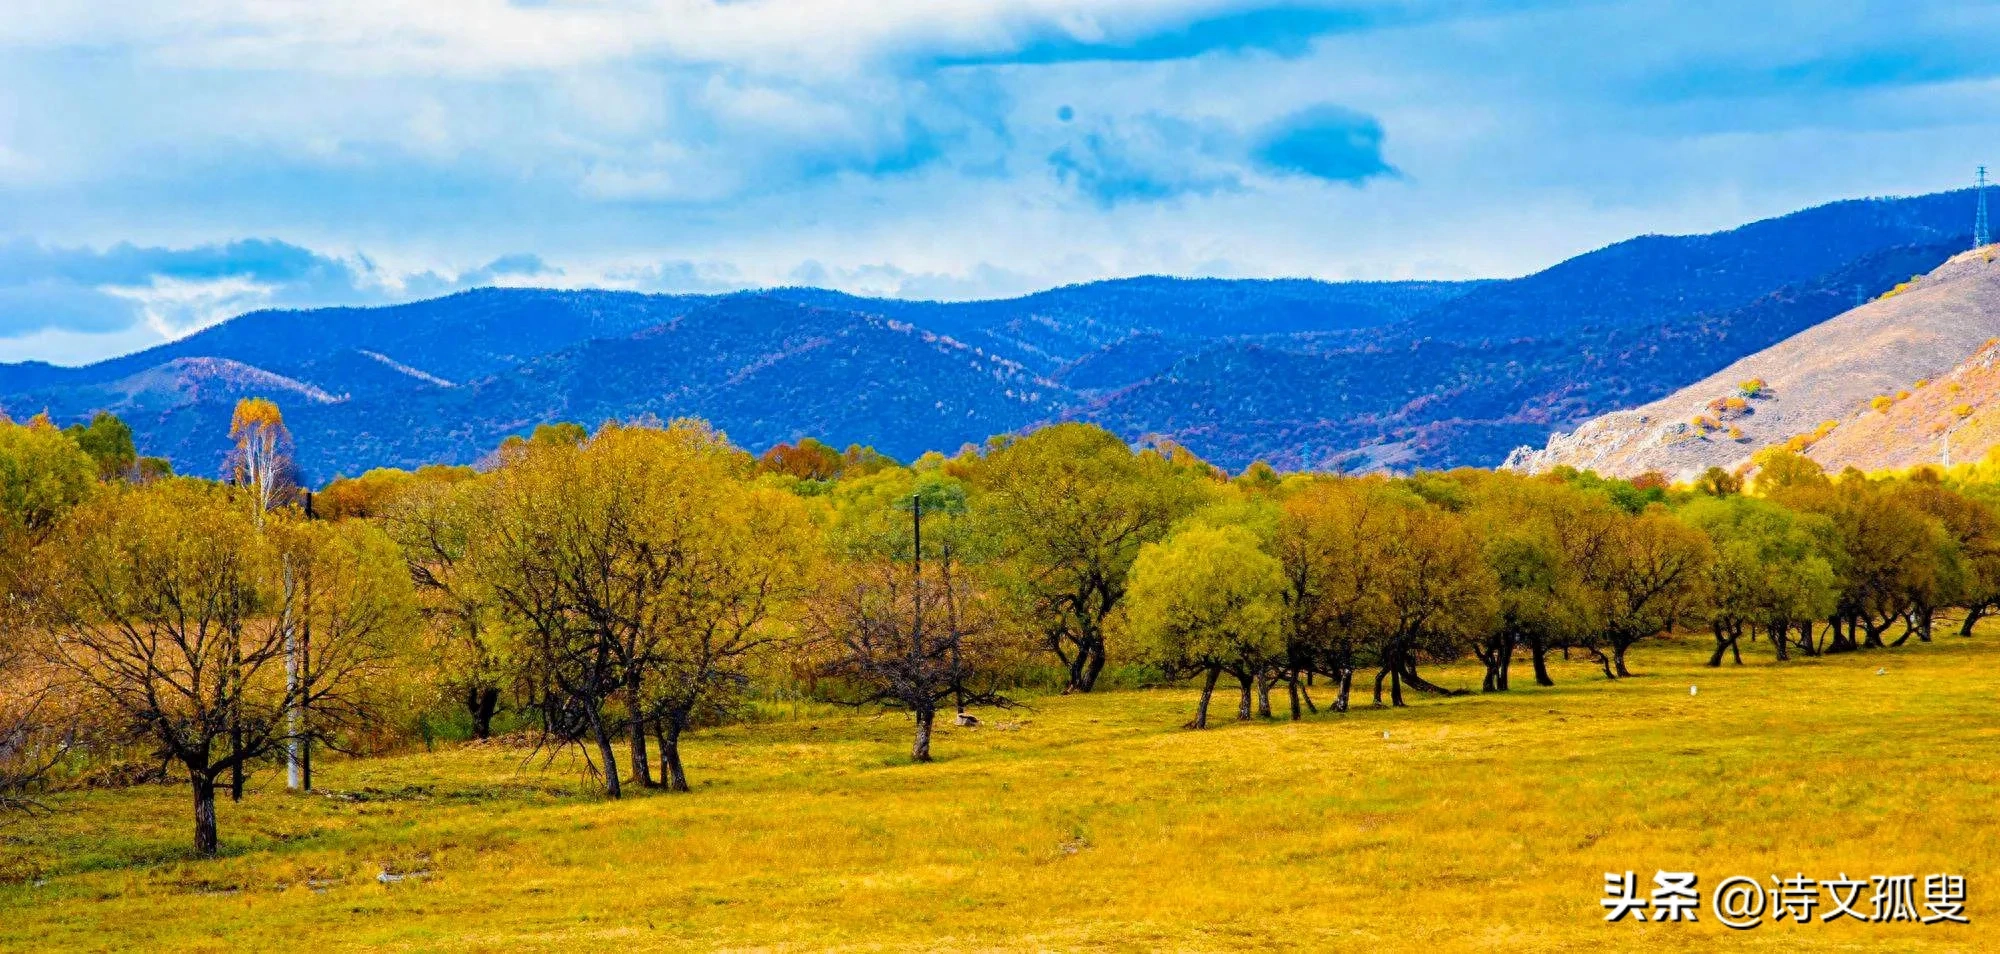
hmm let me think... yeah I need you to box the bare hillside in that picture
[1506,247,2000,480]
[1804,338,2000,473]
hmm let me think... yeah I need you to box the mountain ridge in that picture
[0,188,1983,480]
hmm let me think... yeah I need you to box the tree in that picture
[0,417,96,539]
[226,398,296,522]
[473,421,800,793]
[386,473,512,740]
[1366,501,1498,705]
[1752,447,1829,494]
[639,477,812,791]
[0,541,70,815]
[32,480,409,855]
[1234,461,1283,493]
[1948,481,2000,635]
[267,515,419,791]
[975,423,1209,692]
[1451,474,1604,691]
[1272,478,1397,712]
[0,418,97,812]
[0,625,68,813]
[805,480,1014,760]
[1890,479,2000,641]
[476,438,630,795]
[1782,479,1948,652]
[1120,523,1287,728]
[1694,465,1743,497]
[1680,495,1839,665]
[320,466,474,521]
[1586,508,1712,677]
[758,438,845,481]
[63,411,138,481]
[518,421,589,449]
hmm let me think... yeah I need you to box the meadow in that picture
[1,631,1994,952]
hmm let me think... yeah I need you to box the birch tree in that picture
[227,397,295,523]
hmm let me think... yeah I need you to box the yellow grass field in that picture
[3,631,1997,952]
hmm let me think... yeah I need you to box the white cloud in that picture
[97,274,281,339]
[0,0,1279,78]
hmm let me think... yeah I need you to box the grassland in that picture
[3,631,1997,952]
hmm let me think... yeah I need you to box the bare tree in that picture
[806,498,1014,762]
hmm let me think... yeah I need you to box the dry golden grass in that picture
[3,631,1998,952]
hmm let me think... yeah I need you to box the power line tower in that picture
[1978,165,1991,250]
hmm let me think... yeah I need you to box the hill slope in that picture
[1506,247,2000,480]
[1802,333,2000,474]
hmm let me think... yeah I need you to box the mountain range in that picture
[0,189,1981,482]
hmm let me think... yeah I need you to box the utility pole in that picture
[1978,166,1991,250]
[1944,418,1966,471]
[910,493,922,582]
[284,556,301,791]
[909,492,923,666]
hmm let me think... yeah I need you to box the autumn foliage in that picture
[6,406,2000,860]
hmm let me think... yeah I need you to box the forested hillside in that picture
[0,190,1977,480]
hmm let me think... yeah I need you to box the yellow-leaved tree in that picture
[0,416,98,811]
[472,420,811,794]
[1118,523,1286,728]
[227,397,294,524]
[973,423,1211,693]
[31,479,413,855]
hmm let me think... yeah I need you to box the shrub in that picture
[1738,378,1766,398]
[1781,420,1840,454]
[1871,396,1894,413]
[1878,275,1923,300]
[1954,404,1975,419]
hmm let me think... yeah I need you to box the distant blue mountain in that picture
[0,189,1977,478]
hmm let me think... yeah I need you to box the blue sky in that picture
[2,0,1996,364]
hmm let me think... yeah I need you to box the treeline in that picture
[3,405,1998,857]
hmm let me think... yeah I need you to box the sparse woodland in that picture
[5,401,2000,858]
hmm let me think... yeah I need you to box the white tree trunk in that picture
[283,556,301,791]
